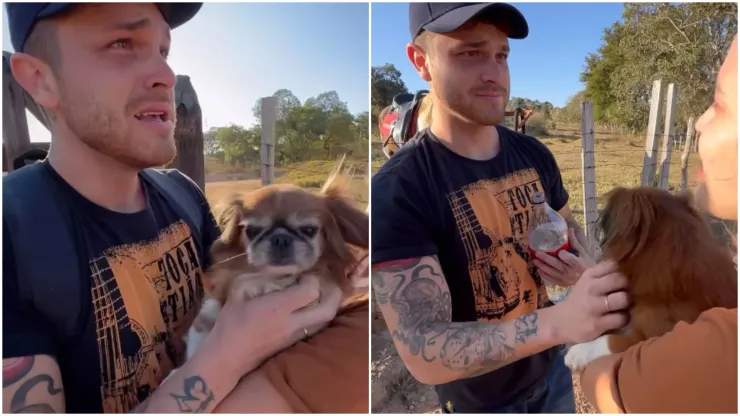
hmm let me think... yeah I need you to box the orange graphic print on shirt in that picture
[90,220,205,412]
[446,168,549,322]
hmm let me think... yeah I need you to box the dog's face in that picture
[207,181,369,302]
[240,186,333,274]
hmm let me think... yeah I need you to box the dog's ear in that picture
[325,196,369,249]
[213,195,248,249]
[320,159,368,249]
[598,187,657,261]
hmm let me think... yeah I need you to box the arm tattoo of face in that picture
[9,373,64,413]
[170,375,215,413]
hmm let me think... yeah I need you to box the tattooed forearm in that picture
[514,313,539,344]
[9,374,63,413]
[169,375,215,413]
[373,256,548,380]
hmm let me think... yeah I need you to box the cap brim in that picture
[157,3,203,29]
[34,3,202,30]
[422,3,528,40]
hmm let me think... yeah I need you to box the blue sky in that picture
[371,2,625,108]
[2,3,370,142]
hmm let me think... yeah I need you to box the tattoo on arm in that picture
[373,257,540,377]
[3,357,35,388]
[169,375,215,413]
[9,376,63,413]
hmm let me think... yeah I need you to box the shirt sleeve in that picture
[614,307,738,414]
[2,219,57,359]
[259,301,369,413]
[371,170,437,264]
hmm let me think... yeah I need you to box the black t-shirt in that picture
[3,163,221,413]
[371,126,569,411]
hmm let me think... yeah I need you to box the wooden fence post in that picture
[580,101,600,256]
[260,96,277,186]
[680,117,695,192]
[657,83,678,189]
[167,75,205,191]
[641,80,664,187]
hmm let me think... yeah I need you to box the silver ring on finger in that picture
[604,296,611,312]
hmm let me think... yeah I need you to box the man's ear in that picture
[8,53,60,112]
[406,42,432,83]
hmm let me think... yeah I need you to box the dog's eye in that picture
[244,225,262,240]
[299,226,318,238]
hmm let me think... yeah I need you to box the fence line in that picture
[578,78,698,250]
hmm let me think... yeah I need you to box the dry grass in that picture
[204,157,369,210]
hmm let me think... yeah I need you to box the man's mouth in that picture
[135,111,167,122]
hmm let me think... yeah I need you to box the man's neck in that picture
[48,131,146,213]
[429,102,500,161]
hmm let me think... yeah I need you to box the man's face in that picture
[694,37,738,220]
[418,21,511,126]
[52,3,177,169]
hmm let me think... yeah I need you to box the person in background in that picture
[580,35,738,414]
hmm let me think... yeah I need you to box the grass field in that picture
[370,125,702,414]
[203,157,369,210]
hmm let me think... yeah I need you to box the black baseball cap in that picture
[409,3,528,40]
[6,3,203,52]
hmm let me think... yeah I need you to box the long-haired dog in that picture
[185,162,369,359]
[564,186,737,371]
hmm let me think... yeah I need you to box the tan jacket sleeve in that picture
[259,300,369,413]
[614,307,737,414]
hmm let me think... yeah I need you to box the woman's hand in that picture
[534,228,596,286]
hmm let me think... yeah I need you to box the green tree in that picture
[371,64,408,121]
[581,3,737,133]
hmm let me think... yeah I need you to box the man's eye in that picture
[110,39,133,49]
[461,50,480,57]
[496,53,508,61]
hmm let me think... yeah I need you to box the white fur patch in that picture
[564,335,613,373]
[186,298,221,360]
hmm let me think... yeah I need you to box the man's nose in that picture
[144,55,177,91]
[480,60,505,84]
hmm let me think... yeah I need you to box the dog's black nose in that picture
[270,234,292,250]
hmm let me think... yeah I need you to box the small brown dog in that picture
[185,165,369,359]
[565,186,737,371]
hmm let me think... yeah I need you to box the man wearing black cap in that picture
[372,3,630,413]
[2,3,341,413]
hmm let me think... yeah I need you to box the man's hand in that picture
[534,228,596,287]
[550,260,631,344]
[200,275,342,377]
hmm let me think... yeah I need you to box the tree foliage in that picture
[581,2,738,132]
[208,89,367,166]
[371,64,408,121]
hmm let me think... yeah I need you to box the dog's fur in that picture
[185,161,369,359]
[565,186,737,371]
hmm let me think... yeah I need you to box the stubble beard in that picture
[58,86,177,170]
[436,79,506,127]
